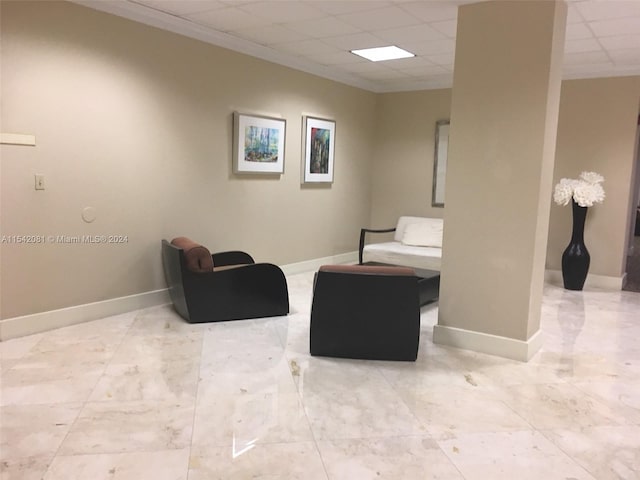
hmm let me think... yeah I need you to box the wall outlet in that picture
[35,174,45,190]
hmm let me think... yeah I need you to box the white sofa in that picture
[359,216,443,271]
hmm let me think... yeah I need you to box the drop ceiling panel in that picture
[187,7,272,31]
[399,1,459,23]
[338,6,422,30]
[231,25,310,45]
[599,34,640,50]
[609,48,640,64]
[285,16,362,38]
[589,17,640,37]
[275,39,342,56]
[237,2,325,23]
[133,0,225,15]
[74,0,640,93]
[565,22,593,40]
[431,19,458,38]
[564,50,611,65]
[320,32,387,50]
[375,24,447,45]
[574,0,640,21]
[565,38,603,54]
[311,0,392,16]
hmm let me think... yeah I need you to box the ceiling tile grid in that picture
[77,0,640,92]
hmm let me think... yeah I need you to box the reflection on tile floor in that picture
[1,272,639,479]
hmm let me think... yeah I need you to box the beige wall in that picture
[370,89,451,228]
[371,76,639,284]
[0,1,377,318]
[548,77,640,278]
[2,2,638,321]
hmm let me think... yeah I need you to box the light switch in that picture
[35,174,45,190]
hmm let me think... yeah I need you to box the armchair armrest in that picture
[212,250,255,267]
[182,262,289,322]
[358,227,396,264]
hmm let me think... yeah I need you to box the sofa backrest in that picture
[394,216,444,243]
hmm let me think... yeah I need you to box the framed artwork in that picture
[302,116,335,183]
[233,112,286,174]
[432,119,449,207]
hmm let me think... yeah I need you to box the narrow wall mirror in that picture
[432,120,450,207]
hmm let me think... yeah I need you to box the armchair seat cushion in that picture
[319,264,415,276]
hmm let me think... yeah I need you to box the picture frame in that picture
[432,119,450,207]
[233,112,286,174]
[302,116,336,183]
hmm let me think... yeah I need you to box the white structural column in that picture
[434,0,567,361]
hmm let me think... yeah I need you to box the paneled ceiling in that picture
[76,0,640,93]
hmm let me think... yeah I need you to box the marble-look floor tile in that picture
[438,430,597,480]
[497,383,631,429]
[274,313,310,356]
[572,379,640,422]
[58,401,194,455]
[0,366,104,406]
[396,385,532,439]
[316,436,464,480]
[0,403,82,459]
[200,319,286,374]
[442,348,568,386]
[301,382,425,440]
[530,350,636,383]
[198,356,297,396]
[126,306,204,337]
[541,425,640,480]
[292,356,394,394]
[0,455,51,480]
[376,354,493,391]
[0,332,117,406]
[32,312,135,348]
[1,273,639,479]
[188,442,328,480]
[192,391,314,448]
[0,333,43,362]
[43,449,190,480]
[89,334,202,402]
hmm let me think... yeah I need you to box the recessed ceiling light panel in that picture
[350,45,415,62]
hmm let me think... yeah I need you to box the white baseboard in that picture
[544,269,625,290]
[433,325,544,362]
[0,252,359,341]
[0,289,170,341]
[280,251,358,276]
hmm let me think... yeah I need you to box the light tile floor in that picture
[1,272,639,479]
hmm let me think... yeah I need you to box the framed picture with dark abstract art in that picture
[302,116,335,184]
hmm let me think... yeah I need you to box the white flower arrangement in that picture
[553,171,605,207]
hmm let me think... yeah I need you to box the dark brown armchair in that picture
[310,264,420,361]
[162,237,289,323]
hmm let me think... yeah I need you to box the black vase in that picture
[561,200,590,290]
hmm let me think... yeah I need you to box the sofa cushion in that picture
[171,237,214,273]
[363,242,442,271]
[394,216,443,243]
[401,221,443,248]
